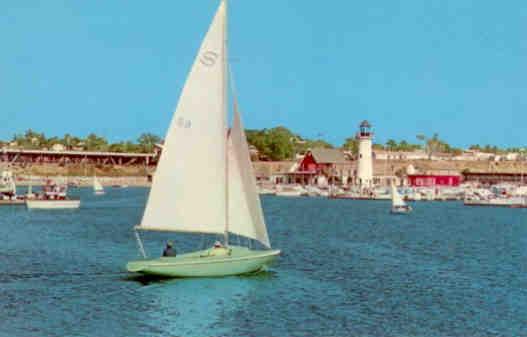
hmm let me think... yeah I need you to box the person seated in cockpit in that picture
[162,241,177,257]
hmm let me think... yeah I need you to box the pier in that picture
[0,148,157,167]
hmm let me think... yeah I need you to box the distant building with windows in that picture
[286,148,353,185]
[407,174,461,187]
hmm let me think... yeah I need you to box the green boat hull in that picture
[127,245,280,278]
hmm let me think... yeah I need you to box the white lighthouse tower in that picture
[356,120,373,188]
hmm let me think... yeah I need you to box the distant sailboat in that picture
[93,176,105,195]
[391,182,412,214]
[127,0,280,278]
[26,176,35,199]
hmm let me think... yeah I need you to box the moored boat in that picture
[26,181,80,210]
[0,170,26,205]
[275,185,305,197]
[26,198,80,209]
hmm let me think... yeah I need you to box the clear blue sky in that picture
[1,1,525,148]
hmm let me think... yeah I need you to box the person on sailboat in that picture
[162,241,177,257]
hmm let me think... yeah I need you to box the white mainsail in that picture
[228,103,270,248]
[93,176,104,192]
[139,2,227,234]
[391,183,406,207]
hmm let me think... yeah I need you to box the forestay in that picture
[139,2,227,234]
[227,104,271,248]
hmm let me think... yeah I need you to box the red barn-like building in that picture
[407,174,461,187]
[286,148,352,184]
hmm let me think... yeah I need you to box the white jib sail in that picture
[93,177,103,191]
[228,104,271,248]
[139,2,227,234]
[391,183,406,207]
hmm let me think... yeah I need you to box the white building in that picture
[50,143,66,152]
[356,120,373,187]
[373,149,428,161]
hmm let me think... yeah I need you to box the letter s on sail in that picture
[200,51,219,67]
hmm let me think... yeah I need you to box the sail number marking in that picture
[200,51,219,67]
[176,117,192,129]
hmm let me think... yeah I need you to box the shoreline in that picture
[15,175,151,187]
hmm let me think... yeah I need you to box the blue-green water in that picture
[1,188,527,337]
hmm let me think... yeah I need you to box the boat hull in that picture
[275,191,303,197]
[0,199,25,206]
[391,204,412,214]
[127,246,280,278]
[26,199,81,209]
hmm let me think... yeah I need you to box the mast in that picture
[223,0,230,246]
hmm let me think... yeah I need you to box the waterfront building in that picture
[286,148,352,185]
[373,150,428,161]
[407,173,461,187]
[356,120,373,187]
[462,172,527,185]
[0,148,157,167]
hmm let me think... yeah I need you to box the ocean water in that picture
[1,187,527,337]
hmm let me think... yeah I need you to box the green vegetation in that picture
[4,129,161,154]
[246,127,333,161]
[416,133,462,158]
[3,128,524,161]
[468,144,526,155]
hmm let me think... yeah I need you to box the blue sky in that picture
[1,1,525,148]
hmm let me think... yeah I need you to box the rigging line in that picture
[199,233,206,250]
[223,0,230,247]
[227,63,239,109]
[134,230,147,258]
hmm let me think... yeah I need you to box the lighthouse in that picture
[356,120,373,188]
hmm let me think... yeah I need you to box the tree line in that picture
[248,128,524,161]
[2,128,523,161]
[0,129,161,153]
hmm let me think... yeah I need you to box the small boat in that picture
[26,198,80,209]
[127,0,280,278]
[275,185,305,197]
[0,170,27,205]
[93,176,105,195]
[26,181,80,210]
[0,170,16,198]
[391,183,412,214]
[257,185,275,195]
[112,184,128,188]
[373,187,391,200]
[464,195,526,207]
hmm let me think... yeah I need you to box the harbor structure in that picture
[286,148,353,186]
[462,172,526,185]
[0,148,157,167]
[356,120,373,188]
[407,173,461,187]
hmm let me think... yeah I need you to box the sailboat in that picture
[93,176,105,195]
[126,0,280,278]
[391,182,412,214]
